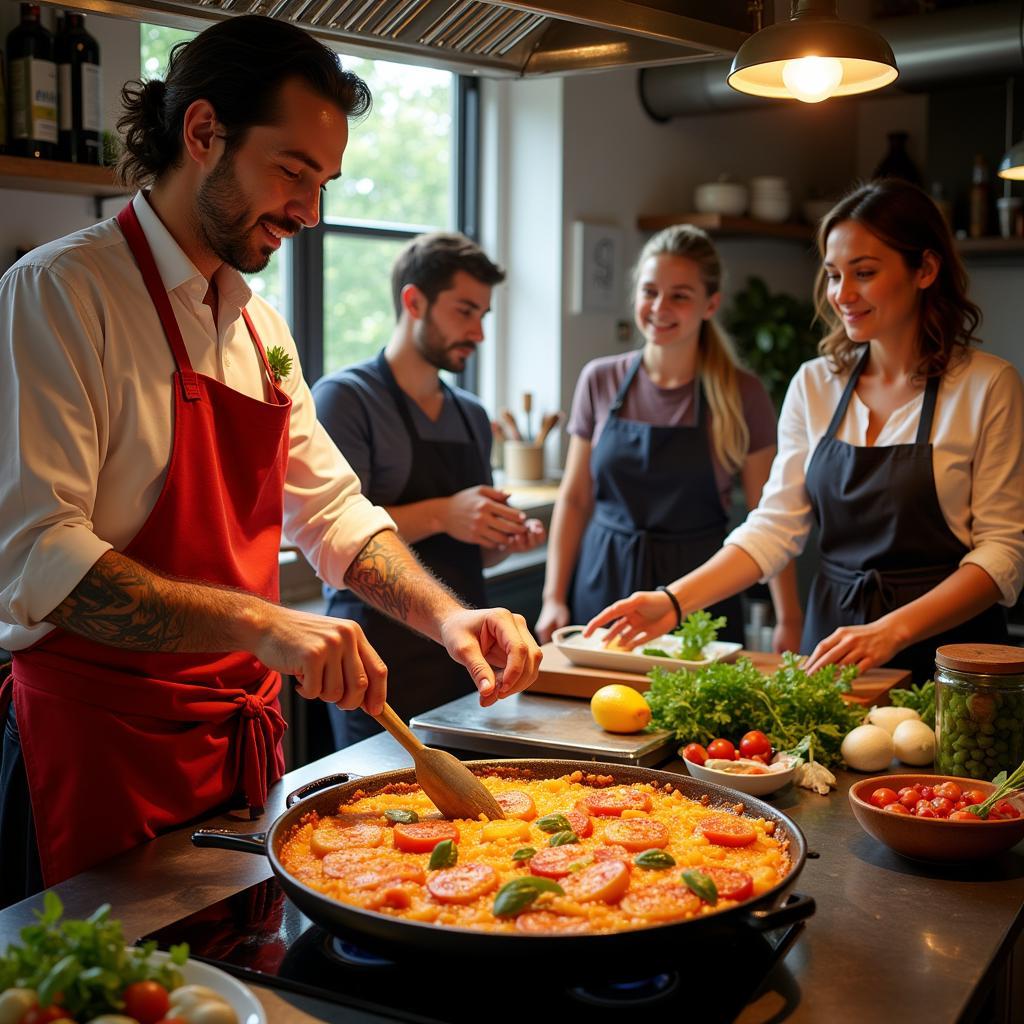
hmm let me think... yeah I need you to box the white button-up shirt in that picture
[727,348,1024,606]
[0,191,395,650]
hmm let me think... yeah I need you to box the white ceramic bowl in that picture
[694,181,749,216]
[683,755,797,797]
[751,197,792,223]
[750,175,788,192]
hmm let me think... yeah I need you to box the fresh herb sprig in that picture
[0,893,188,1019]
[968,758,1024,819]
[265,345,293,384]
[673,610,727,660]
[645,652,861,769]
[889,680,936,729]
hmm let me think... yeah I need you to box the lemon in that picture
[590,684,652,733]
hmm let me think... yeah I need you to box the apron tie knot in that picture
[235,693,266,719]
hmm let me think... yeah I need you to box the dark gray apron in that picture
[327,351,488,746]
[569,353,744,643]
[802,347,1007,682]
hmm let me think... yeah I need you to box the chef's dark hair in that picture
[391,232,505,319]
[814,178,981,381]
[116,16,371,189]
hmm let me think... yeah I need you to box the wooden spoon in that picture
[370,703,506,821]
[535,411,563,446]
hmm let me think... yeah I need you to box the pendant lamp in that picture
[728,0,898,104]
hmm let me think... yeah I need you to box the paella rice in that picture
[278,770,792,935]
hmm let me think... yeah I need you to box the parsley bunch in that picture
[0,893,188,1018]
[645,652,863,768]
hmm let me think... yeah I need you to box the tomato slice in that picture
[562,859,630,904]
[495,790,537,821]
[620,882,701,921]
[593,844,632,865]
[426,863,498,904]
[515,911,590,934]
[311,821,385,857]
[320,847,379,877]
[578,787,653,817]
[703,866,754,902]
[392,821,460,853]
[696,814,757,847]
[603,817,670,851]
[343,860,426,890]
[528,845,594,879]
[563,808,594,838]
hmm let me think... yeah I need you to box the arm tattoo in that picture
[344,534,413,621]
[46,552,187,650]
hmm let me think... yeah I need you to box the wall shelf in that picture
[955,236,1024,259]
[637,212,815,243]
[0,154,127,201]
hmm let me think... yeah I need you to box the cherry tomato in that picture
[682,743,708,766]
[706,739,737,761]
[995,800,1021,819]
[961,789,987,806]
[914,800,933,815]
[703,866,754,902]
[23,1009,67,1024]
[919,786,935,801]
[930,797,954,817]
[934,781,962,802]
[868,787,899,809]
[899,788,923,809]
[392,821,460,853]
[884,802,910,814]
[696,814,757,847]
[915,807,938,818]
[739,730,772,760]
[949,810,983,821]
[123,981,171,1024]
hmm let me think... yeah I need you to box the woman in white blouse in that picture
[584,179,1024,681]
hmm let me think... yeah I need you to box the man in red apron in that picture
[0,15,540,904]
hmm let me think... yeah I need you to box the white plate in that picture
[148,949,265,1024]
[552,625,742,676]
[683,756,797,797]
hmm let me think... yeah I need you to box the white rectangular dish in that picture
[552,625,742,676]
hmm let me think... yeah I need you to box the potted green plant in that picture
[723,276,823,409]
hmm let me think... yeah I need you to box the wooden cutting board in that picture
[532,644,911,706]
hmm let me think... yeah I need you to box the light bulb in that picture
[781,56,844,103]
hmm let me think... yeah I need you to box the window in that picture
[139,25,474,382]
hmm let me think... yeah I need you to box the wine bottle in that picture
[56,11,101,164]
[873,131,922,187]
[6,4,57,160]
[969,154,990,239]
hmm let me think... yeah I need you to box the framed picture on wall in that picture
[571,221,623,313]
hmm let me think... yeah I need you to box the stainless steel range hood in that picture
[65,0,751,76]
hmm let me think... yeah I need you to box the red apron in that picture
[8,200,289,885]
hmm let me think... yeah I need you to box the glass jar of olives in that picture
[935,644,1024,780]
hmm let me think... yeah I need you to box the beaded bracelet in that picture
[656,585,683,632]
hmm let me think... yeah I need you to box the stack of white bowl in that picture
[749,176,791,223]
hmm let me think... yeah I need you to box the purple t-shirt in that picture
[568,352,777,512]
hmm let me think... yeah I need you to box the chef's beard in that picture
[413,308,475,373]
[195,153,299,274]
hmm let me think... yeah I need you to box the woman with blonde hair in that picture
[584,180,1024,682]
[536,224,802,649]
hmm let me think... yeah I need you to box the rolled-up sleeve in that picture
[725,365,816,580]
[0,264,113,631]
[960,363,1024,605]
[281,371,395,589]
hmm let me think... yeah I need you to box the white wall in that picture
[0,10,138,270]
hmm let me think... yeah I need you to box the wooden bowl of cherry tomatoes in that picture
[849,774,1024,862]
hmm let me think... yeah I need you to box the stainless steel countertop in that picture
[2,736,1024,1023]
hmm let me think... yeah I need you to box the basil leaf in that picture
[548,830,579,847]
[512,847,536,861]
[428,839,458,870]
[536,813,573,834]
[681,869,718,906]
[642,648,671,658]
[492,877,565,917]
[634,849,676,870]
[385,809,419,825]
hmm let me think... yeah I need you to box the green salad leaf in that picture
[645,652,862,769]
[0,893,188,1019]
[673,610,728,660]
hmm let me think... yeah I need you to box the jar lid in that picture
[935,643,1024,675]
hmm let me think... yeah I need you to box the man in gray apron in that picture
[314,234,546,745]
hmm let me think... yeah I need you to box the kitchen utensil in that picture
[490,419,507,442]
[192,758,814,970]
[535,411,562,446]
[683,755,797,797]
[694,179,749,216]
[522,392,533,442]
[503,440,545,482]
[849,774,1024,862]
[370,702,505,820]
[499,408,522,441]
